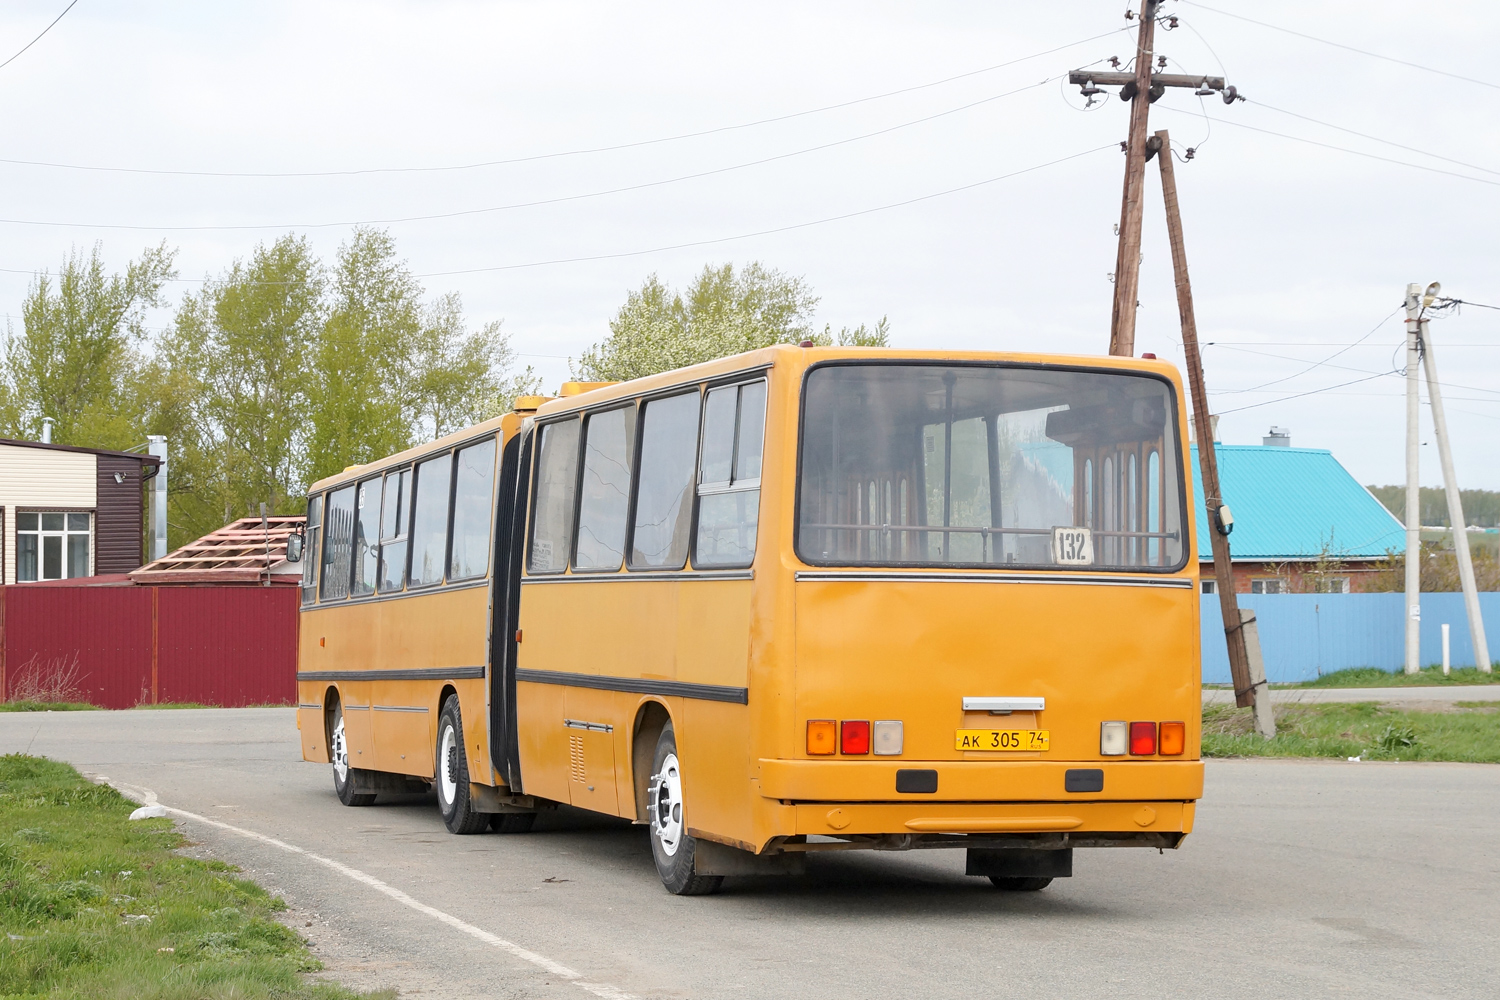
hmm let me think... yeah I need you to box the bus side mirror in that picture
[1214,504,1234,536]
[286,530,304,562]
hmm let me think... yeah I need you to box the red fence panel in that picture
[157,587,298,706]
[1,586,152,709]
[1,584,298,709]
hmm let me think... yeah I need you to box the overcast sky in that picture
[1,0,1496,489]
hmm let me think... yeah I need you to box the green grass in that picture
[1276,666,1500,688]
[0,753,386,1000]
[0,702,100,713]
[1202,701,1500,762]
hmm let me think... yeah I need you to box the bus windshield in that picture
[797,363,1186,571]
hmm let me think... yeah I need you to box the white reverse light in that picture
[1100,721,1128,756]
[872,720,904,755]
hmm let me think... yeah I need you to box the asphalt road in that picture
[3,708,1497,999]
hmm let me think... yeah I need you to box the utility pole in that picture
[1415,285,1492,673]
[1068,2,1234,357]
[1155,129,1270,734]
[1403,286,1423,674]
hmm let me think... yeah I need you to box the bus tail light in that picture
[872,720,903,755]
[1129,722,1157,756]
[1159,721,1186,755]
[840,720,870,755]
[1100,721,1127,756]
[807,720,836,756]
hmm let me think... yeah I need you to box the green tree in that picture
[2,243,176,449]
[156,235,324,542]
[305,228,533,485]
[577,261,890,381]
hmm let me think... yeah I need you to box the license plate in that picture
[955,729,1050,751]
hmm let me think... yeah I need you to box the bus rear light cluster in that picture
[1101,720,1185,756]
[807,720,903,756]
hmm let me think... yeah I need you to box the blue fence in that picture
[1200,593,1500,683]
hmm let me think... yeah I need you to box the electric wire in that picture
[1215,308,1400,394]
[0,28,1128,179]
[1213,371,1397,415]
[1210,343,1500,400]
[1247,99,1500,178]
[0,77,1060,233]
[1178,0,1500,91]
[1157,106,1500,188]
[0,0,77,72]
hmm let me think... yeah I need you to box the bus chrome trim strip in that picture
[792,571,1193,589]
[521,569,753,585]
[372,705,430,713]
[563,718,614,733]
[297,703,322,710]
[516,668,749,705]
[963,696,1044,712]
[297,666,486,682]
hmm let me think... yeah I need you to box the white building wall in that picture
[0,444,97,584]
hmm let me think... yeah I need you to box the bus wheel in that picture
[435,697,488,835]
[331,704,375,807]
[647,724,722,896]
[989,877,1053,891]
[489,812,536,834]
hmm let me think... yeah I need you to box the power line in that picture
[0,78,1058,233]
[0,28,1127,179]
[1247,99,1500,179]
[1210,343,1500,399]
[1178,1,1500,91]
[1214,371,1397,415]
[0,0,77,72]
[0,144,1114,283]
[1216,308,1400,395]
[1158,106,1500,188]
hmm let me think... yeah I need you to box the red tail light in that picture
[1129,721,1157,756]
[841,720,870,755]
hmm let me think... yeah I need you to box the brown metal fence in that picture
[0,585,298,709]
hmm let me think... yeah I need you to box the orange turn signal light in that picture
[807,720,837,756]
[1159,721,1186,756]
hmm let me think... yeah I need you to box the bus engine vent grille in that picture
[569,735,586,783]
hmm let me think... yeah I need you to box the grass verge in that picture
[1203,701,1500,762]
[1276,666,1500,688]
[0,702,100,713]
[0,753,385,999]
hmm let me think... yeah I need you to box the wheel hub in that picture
[439,724,458,806]
[651,752,685,857]
[332,716,349,782]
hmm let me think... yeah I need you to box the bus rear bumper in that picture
[757,758,1203,803]
[784,799,1195,840]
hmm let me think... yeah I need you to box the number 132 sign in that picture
[1052,526,1094,566]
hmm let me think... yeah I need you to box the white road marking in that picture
[95,776,638,1000]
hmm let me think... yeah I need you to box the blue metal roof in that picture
[1189,444,1405,561]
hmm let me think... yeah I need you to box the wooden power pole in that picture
[1155,129,1271,734]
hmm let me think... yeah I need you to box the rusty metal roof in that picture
[129,516,305,585]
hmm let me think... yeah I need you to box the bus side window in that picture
[574,406,636,572]
[529,418,581,574]
[302,494,324,603]
[352,477,381,596]
[695,379,765,568]
[409,452,453,587]
[321,485,356,601]
[449,437,497,581]
[377,468,411,593]
[630,390,700,570]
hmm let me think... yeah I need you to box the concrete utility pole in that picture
[1156,129,1270,734]
[1068,2,1234,357]
[1416,285,1491,673]
[1403,286,1423,673]
[147,435,169,561]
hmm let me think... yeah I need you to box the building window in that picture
[1314,576,1350,594]
[1250,578,1284,595]
[1201,579,1216,594]
[16,512,92,582]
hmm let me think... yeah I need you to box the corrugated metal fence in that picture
[0,586,297,708]
[1201,592,1500,683]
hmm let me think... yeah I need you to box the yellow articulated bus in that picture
[293,346,1203,895]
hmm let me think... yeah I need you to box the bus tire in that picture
[489,812,536,834]
[988,876,1053,891]
[647,723,722,896]
[436,697,488,835]
[330,703,376,807]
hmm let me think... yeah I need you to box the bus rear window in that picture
[796,364,1185,571]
